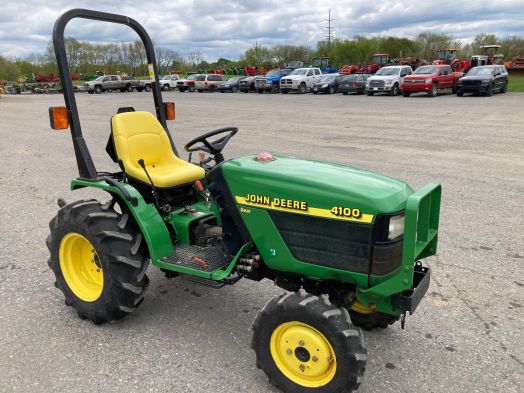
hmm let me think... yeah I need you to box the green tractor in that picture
[47,9,441,393]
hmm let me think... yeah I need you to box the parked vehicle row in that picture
[81,65,509,97]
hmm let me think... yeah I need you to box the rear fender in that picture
[71,178,173,262]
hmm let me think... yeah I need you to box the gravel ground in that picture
[0,90,522,393]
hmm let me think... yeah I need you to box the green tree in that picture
[0,56,20,80]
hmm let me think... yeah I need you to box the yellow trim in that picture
[235,196,373,224]
[270,321,337,388]
[59,233,104,302]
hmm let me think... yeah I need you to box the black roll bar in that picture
[53,9,173,179]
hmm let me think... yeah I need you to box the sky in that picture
[1,0,523,61]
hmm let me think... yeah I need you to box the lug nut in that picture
[299,364,305,372]
[286,349,292,355]
[312,356,318,362]
[299,340,305,346]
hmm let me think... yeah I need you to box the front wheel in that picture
[298,83,306,94]
[390,83,399,96]
[144,84,152,92]
[486,83,494,96]
[162,84,170,91]
[47,199,150,324]
[252,290,366,393]
[428,83,438,97]
[94,86,103,94]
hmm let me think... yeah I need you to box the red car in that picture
[401,64,463,97]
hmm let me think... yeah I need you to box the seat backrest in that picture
[111,111,172,170]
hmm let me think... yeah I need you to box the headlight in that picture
[388,214,405,240]
[385,79,393,85]
[425,78,432,84]
[322,84,328,88]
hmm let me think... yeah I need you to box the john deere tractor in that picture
[46,9,441,393]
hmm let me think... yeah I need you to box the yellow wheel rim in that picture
[270,321,337,388]
[350,300,376,315]
[59,232,103,302]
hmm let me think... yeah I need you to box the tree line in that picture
[1,32,524,82]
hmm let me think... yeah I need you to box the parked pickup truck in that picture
[280,67,322,94]
[401,64,463,96]
[255,68,291,93]
[84,75,138,94]
[366,65,412,96]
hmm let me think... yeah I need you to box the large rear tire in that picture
[252,290,366,393]
[47,199,150,324]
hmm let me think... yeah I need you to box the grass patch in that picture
[508,76,524,92]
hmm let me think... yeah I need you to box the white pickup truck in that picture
[365,65,413,96]
[279,67,322,94]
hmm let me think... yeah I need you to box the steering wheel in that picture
[184,127,238,162]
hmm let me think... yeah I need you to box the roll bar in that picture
[53,9,173,179]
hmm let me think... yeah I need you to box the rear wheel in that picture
[456,87,464,97]
[500,81,508,93]
[47,199,150,324]
[126,84,134,92]
[252,290,366,393]
[144,84,152,92]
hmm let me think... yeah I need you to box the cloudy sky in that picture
[1,0,523,60]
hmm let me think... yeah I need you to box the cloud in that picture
[0,0,522,60]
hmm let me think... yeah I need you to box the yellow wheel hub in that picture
[350,300,376,314]
[59,232,104,302]
[270,321,337,388]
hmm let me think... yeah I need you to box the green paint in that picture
[71,179,173,262]
[165,201,215,245]
[356,183,441,311]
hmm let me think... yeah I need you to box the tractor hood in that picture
[221,155,413,221]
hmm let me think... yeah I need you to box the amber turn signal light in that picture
[164,102,175,120]
[49,106,69,130]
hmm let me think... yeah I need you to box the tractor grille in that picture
[369,80,385,88]
[462,80,482,86]
[269,211,373,273]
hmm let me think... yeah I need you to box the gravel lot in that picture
[0,90,523,393]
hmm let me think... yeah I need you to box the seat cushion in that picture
[111,111,205,188]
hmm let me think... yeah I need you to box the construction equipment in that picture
[432,48,471,72]
[46,9,442,393]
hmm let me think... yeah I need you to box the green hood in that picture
[222,155,413,222]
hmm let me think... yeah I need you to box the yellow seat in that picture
[111,111,205,188]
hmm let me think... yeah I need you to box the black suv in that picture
[456,65,508,96]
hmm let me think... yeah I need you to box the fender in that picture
[71,178,172,262]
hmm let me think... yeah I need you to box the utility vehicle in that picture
[47,9,441,393]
